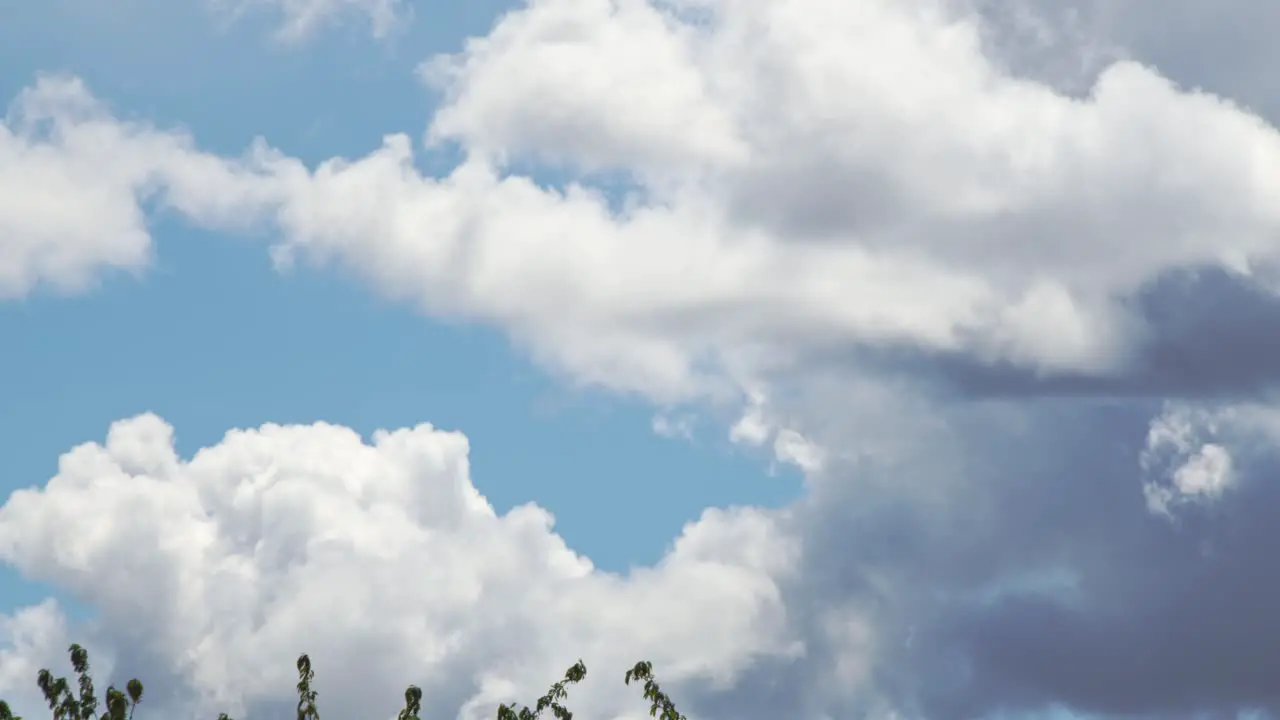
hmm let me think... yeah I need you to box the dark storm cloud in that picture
[1129,267,1280,397]
[685,394,1280,719]
[927,418,1280,720]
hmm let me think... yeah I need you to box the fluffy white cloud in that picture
[1143,441,1234,517]
[0,415,800,720]
[164,0,1280,406]
[0,76,278,299]
[14,0,1280,404]
[417,0,1280,304]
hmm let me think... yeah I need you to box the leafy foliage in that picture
[496,660,586,720]
[0,645,686,720]
[0,644,143,720]
[624,662,685,720]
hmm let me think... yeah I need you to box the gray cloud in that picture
[672,394,1280,719]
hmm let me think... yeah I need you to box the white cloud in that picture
[126,0,1280,408]
[0,76,279,299]
[1141,404,1221,515]
[0,415,802,720]
[208,0,406,41]
[1143,442,1233,517]
[728,391,824,473]
[728,392,772,448]
[652,414,695,440]
[1171,443,1232,497]
[772,430,824,474]
[0,78,155,299]
[1136,401,1280,515]
[420,0,745,172]
[16,0,1280,405]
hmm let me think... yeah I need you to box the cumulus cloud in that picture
[179,0,1280,402]
[14,0,1280,398]
[0,415,799,720]
[0,76,278,299]
[19,399,1280,719]
[13,0,1280,718]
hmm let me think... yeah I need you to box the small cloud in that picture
[1140,405,1235,516]
[652,413,695,440]
[729,392,772,447]
[773,429,825,474]
[209,0,407,43]
[729,392,824,473]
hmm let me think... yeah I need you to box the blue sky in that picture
[0,0,798,603]
[6,2,1280,720]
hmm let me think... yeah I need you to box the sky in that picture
[5,1,1280,719]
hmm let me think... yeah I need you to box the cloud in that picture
[1140,404,1234,515]
[678,392,1280,719]
[0,76,278,299]
[728,391,824,474]
[15,0,1280,398]
[177,0,1280,403]
[651,413,695,440]
[20,399,1280,719]
[12,1,1280,717]
[1137,400,1280,517]
[207,0,406,41]
[1030,0,1280,117]
[0,415,800,720]
[883,396,1280,719]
